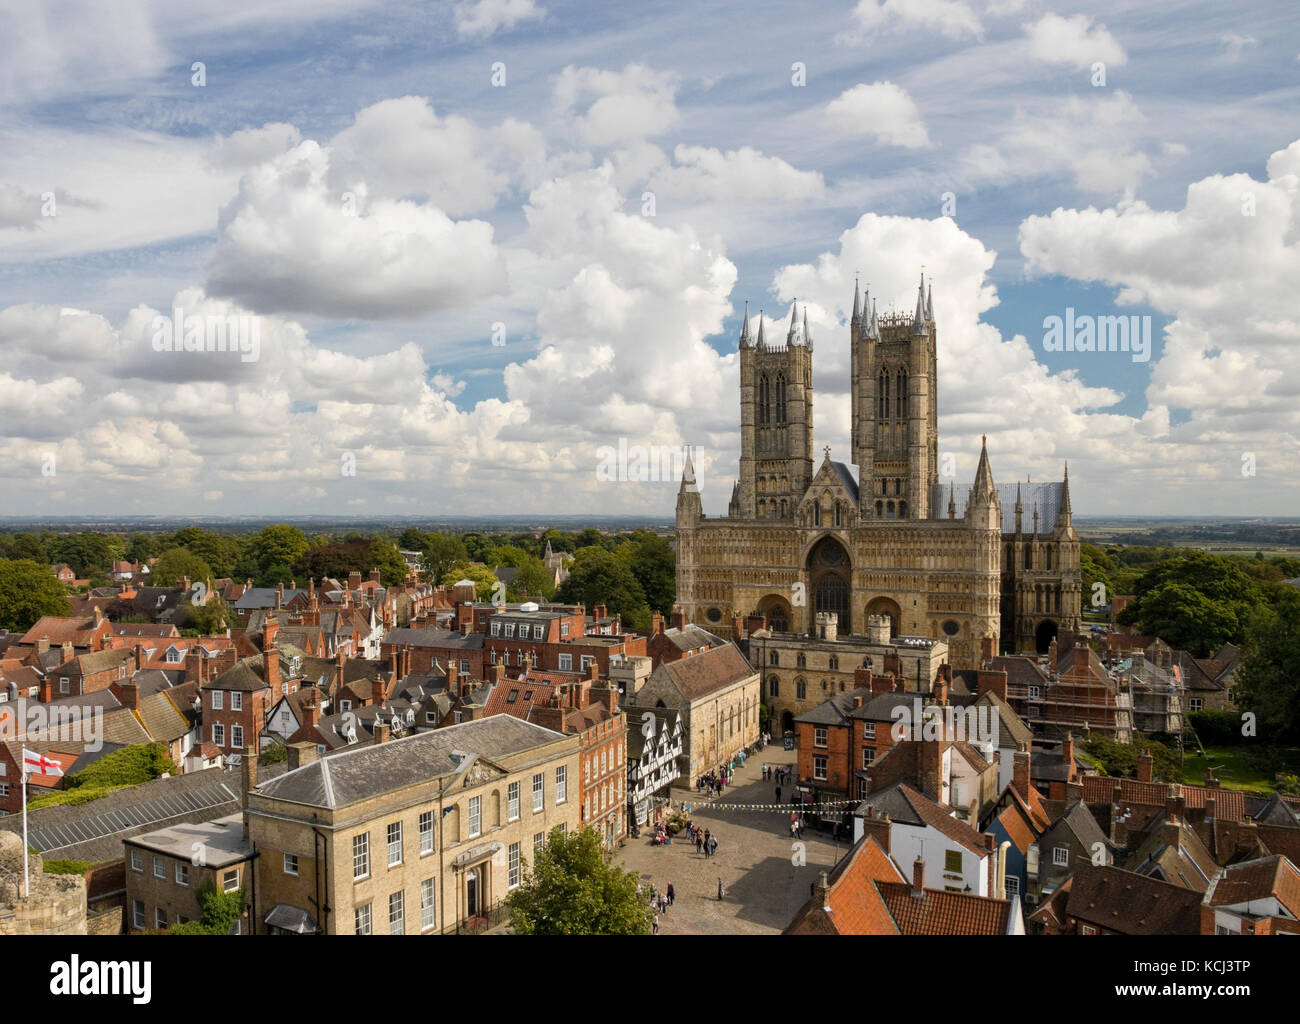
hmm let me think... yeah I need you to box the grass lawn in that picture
[1179,746,1300,794]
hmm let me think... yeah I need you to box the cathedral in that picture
[674,273,1082,669]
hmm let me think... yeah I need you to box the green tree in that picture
[247,525,310,576]
[421,533,469,583]
[169,882,246,935]
[556,547,651,630]
[182,594,232,636]
[1234,586,1300,743]
[398,528,430,552]
[618,533,675,614]
[1118,552,1261,654]
[440,562,500,600]
[152,547,212,589]
[507,826,652,935]
[369,538,410,587]
[0,558,73,630]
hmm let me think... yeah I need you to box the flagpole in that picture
[22,767,28,899]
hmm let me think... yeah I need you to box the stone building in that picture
[674,276,1082,666]
[619,642,760,787]
[747,611,949,733]
[0,830,87,935]
[246,715,581,935]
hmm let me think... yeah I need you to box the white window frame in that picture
[355,902,372,935]
[222,868,239,893]
[133,900,145,929]
[130,849,143,872]
[419,811,434,855]
[389,890,404,935]
[231,691,243,711]
[353,832,370,880]
[813,755,827,781]
[508,781,520,821]
[1053,846,1069,867]
[154,856,166,879]
[212,723,225,746]
[532,772,544,812]
[211,691,223,710]
[508,842,521,888]
[558,653,572,671]
[231,724,244,751]
[814,726,828,748]
[283,853,298,876]
[156,907,168,930]
[468,795,482,838]
[556,765,567,804]
[420,878,436,932]
[388,821,403,866]
[175,862,189,886]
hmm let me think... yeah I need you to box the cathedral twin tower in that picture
[676,273,1082,669]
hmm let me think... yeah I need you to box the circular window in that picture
[942,620,960,637]
[706,607,722,623]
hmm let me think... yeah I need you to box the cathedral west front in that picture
[674,274,1082,670]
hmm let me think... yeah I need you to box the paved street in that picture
[613,748,852,934]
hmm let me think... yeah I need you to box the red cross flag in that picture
[22,748,64,777]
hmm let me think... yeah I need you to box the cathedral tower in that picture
[851,274,938,520]
[737,301,815,519]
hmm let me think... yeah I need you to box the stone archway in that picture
[757,594,794,634]
[864,596,902,639]
[806,535,852,635]
[1035,619,1059,654]
[781,710,795,734]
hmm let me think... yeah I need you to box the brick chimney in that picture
[813,870,831,911]
[1204,766,1220,789]
[670,608,685,631]
[979,634,995,663]
[531,692,567,733]
[275,582,284,610]
[370,568,381,585]
[38,675,54,702]
[745,612,767,635]
[301,689,320,729]
[1137,749,1154,783]
[287,741,318,771]
[373,718,391,745]
[1061,732,1075,775]
[911,857,925,898]
[919,740,944,803]
[593,682,619,714]
[732,612,744,639]
[1112,805,1129,847]
[1165,786,1185,819]
[348,571,362,591]
[372,677,386,707]
[651,610,664,635]
[860,806,891,854]
[1048,637,1059,672]
[60,640,74,664]
[854,664,874,694]
[37,635,50,655]
[264,647,281,699]
[587,659,600,683]
[1012,748,1030,795]
[1162,816,1181,849]
[933,672,948,707]
[492,662,505,686]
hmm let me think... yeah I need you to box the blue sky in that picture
[0,0,1297,517]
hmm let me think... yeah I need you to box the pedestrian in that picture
[667,883,675,906]
[709,835,718,857]
[775,785,782,803]
[653,914,659,935]
[717,878,724,901]
[696,834,703,854]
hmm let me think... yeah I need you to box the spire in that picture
[1014,481,1023,534]
[756,310,766,350]
[867,298,879,340]
[679,446,699,494]
[911,271,929,336]
[851,277,861,325]
[1032,503,1039,535]
[948,481,956,520]
[972,435,995,499]
[787,298,799,345]
[802,306,813,351]
[926,278,934,321]
[739,300,753,349]
[1060,462,1073,524]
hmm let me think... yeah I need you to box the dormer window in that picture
[505,623,515,638]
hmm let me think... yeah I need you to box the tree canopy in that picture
[556,547,651,629]
[0,558,73,631]
[506,826,652,935]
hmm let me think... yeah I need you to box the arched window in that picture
[769,650,779,666]
[796,652,806,669]
[886,501,895,519]
[875,500,883,517]
[834,503,842,527]
[897,369,908,419]
[1025,546,1033,570]
[899,500,908,519]
[813,503,821,526]
[758,375,770,425]
[878,369,890,420]
[775,374,787,424]
[768,675,779,697]
[779,499,787,518]
[828,655,839,671]
[1046,547,1053,571]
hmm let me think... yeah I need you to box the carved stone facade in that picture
[677,276,1082,669]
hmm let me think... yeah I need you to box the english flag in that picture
[22,748,64,777]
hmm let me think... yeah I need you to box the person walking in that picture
[709,835,718,857]
[653,914,659,935]
[717,877,724,901]
[695,833,703,855]
[775,785,782,803]
[667,883,675,906]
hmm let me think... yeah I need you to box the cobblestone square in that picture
[613,749,852,934]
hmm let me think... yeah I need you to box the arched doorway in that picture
[865,596,902,638]
[758,594,794,634]
[780,710,795,734]
[807,536,852,634]
[1035,619,1059,654]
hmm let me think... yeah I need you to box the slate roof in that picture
[830,461,860,503]
[648,643,755,701]
[383,628,484,650]
[1064,865,1203,935]
[255,715,570,810]
[794,686,875,726]
[858,783,990,856]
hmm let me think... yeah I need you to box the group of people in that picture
[761,763,791,785]
[695,767,730,797]
[638,882,675,934]
[683,822,719,858]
